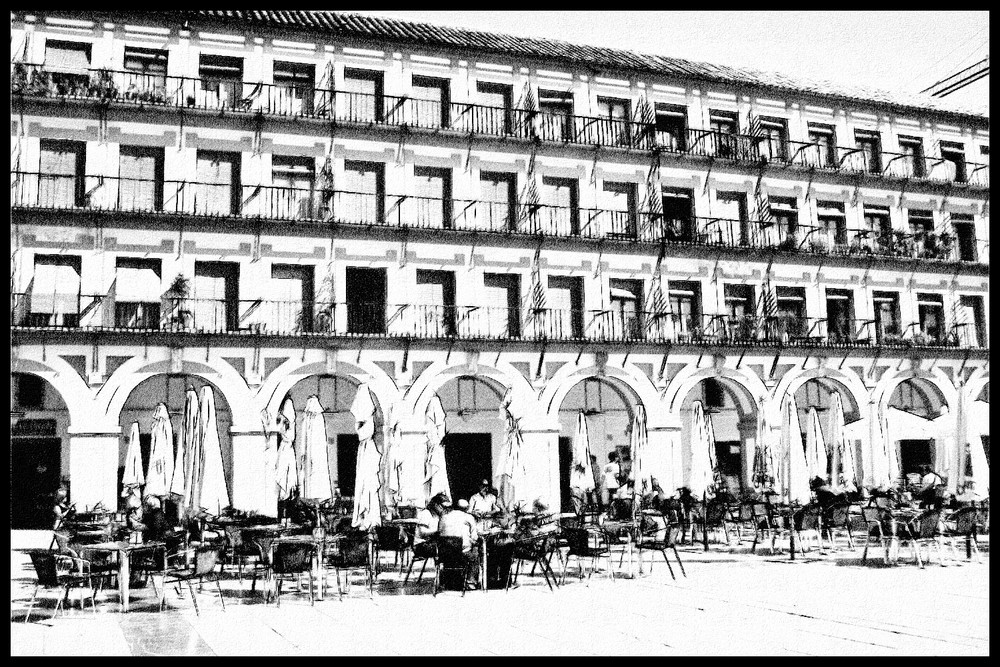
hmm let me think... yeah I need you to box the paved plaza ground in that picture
[9,530,989,656]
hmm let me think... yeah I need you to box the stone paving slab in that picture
[10,535,989,656]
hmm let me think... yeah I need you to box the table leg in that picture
[480,539,487,592]
[314,546,324,601]
[119,551,130,613]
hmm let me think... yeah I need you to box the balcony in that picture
[10,295,987,351]
[14,63,985,190]
[12,172,988,267]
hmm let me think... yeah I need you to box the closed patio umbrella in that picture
[350,383,382,530]
[830,393,858,492]
[569,411,596,495]
[688,401,715,498]
[753,400,776,491]
[196,385,231,516]
[174,386,200,518]
[275,397,299,501]
[781,397,811,506]
[497,390,526,512]
[868,402,894,490]
[957,388,989,498]
[144,404,174,497]
[122,421,145,492]
[424,394,450,503]
[383,409,405,508]
[804,407,828,482]
[299,395,333,503]
[630,404,651,497]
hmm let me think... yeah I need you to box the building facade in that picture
[10,10,990,527]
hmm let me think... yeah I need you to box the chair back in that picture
[193,545,222,577]
[639,514,668,543]
[705,501,728,525]
[751,503,772,525]
[951,507,979,535]
[609,498,634,521]
[224,525,244,549]
[375,525,407,551]
[912,510,942,540]
[825,502,851,528]
[874,496,893,510]
[794,505,822,531]
[331,530,369,567]
[396,505,418,519]
[861,506,884,524]
[52,532,78,558]
[29,551,60,587]
[272,541,313,575]
[737,502,755,522]
[436,536,467,564]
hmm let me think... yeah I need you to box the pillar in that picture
[648,425,681,494]
[68,432,119,512]
[230,429,271,515]
[520,415,560,511]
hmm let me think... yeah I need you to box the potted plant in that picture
[778,232,799,252]
[808,237,829,254]
[11,61,28,94]
[27,69,52,97]
[164,274,192,330]
[88,68,118,101]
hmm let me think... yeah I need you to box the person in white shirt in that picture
[412,493,447,559]
[469,479,499,519]
[918,465,945,509]
[602,452,621,507]
[438,499,481,588]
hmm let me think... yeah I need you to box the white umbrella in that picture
[630,404,651,497]
[804,407,828,482]
[781,397,811,506]
[957,389,989,498]
[868,402,894,490]
[299,395,333,502]
[122,421,145,491]
[175,386,200,517]
[423,394,450,503]
[830,393,858,492]
[275,397,299,501]
[350,383,383,530]
[688,401,714,497]
[569,411,596,494]
[497,391,526,512]
[144,404,174,497]
[753,400,776,491]
[196,385,231,516]
[884,411,899,488]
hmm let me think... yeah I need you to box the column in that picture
[69,432,120,512]
[399,416,429,507]
[648,425,682,495]
[520,415,561,510]
[230,429,271,515]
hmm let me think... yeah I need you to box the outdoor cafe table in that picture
[78,540,165,613]
[270,533,333,601]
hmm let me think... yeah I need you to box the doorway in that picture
[443,433,492,503]
[345,267,387,334]
[899,439,934,476]
[558,436,573,513]
[11,438,62,529]
[337,433,359,498]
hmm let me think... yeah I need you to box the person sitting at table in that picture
[602,452,621,508]
[413,493,448,560]
[141,495,170,543]
[438,497,481,588]
[810,476,844,509]
[917,465,946,509]
[642,477,669,512]
[469,480,499,519]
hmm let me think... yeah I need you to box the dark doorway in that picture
[337,434,359,498]
[443,433,492,503]
[345,267,387,334]
[899,439,934,476]
[11,438,62,529]
[558,436,573,513]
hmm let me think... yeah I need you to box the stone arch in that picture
[772,366,867,424]
[664,365,768,420]
[100,355,257,431]
[542,362,659,423]
[873,367,957,416]
[10,356,94,431]
[406,359,534,419]
[964,368,989,407]
[258,357,399,419]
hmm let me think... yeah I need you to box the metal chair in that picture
[861,506,893,564]
[507,533,558,591]
[159,543,226,615]
[822,502,856,550]
[325,530,374,600]
[793,504,825,552]
[374,524,411,576]
[23,549,99,622]
[433,536,477,597]
[635,516,686,580]
[942,507,983,563]
[899,509,945,568]
[270,541,315,606]
[561,527,614,585]
[750,503,783,553]
[690,500,732,545]
[403,538,437,587]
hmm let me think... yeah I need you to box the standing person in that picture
[602,452,621,508]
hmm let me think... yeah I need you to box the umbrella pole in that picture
[789,505,796,561]
[702,491,709,552]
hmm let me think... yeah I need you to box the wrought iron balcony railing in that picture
[13,63,987,189]
[11,295,987,350]
[12,172,988,265]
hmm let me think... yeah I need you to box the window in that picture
[411,75,451,128]
[198,55,244,109]
[872,291,901,343]
[38,139,85,207]
[715,191,749,245]
[609,279,643,340]
[817,201,847,248]
[269,264,315,333]
[194,261,239,332]
[196,150,241,216]
[825,288,855,344]
[43,40,91,94]
[123,47,168,101]
[412,166,453,229]
[908,210,934,257]
[596,97,631,146]
[769,197,799,247]
[479,171,517,231]
[952,213,977,262]
[916,294,945,344]
[547,276,585,339]
[483,273,520,338]
[760,117,789,162]
[668,280,701,339]
[29,255,81,328]
[940,141,967,183]
[17,374,45,410]
[662,188,695,242]
[342,68,385,122]
[540,176,579,236]
[119,146,164,211]
[980,145,990,158]
[538,90,574,142]
[655,104,687,151]
[775,286,807,340]
[342,160,385,224]
[956,295,986,348]
[476,81,514,135]
[898,136,925,178]
[708,110,740,159]
[271,156,315,220]
[272,61,315,116]
[724,284,755,341]
[708,110,738,134]
[114,257,162,329]
[345,267,387,334]
[855,130,882,173]
[415,270,457,337]
[602,181,637,238]
[864,205,893,254]
[807,124,837,168]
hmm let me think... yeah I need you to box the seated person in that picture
[810,476,845,509]
[413,493,447,560]
[468,480,499,519]
[917,465,946,509]
[438,498,481,587]
[141,495,171,543]
[641,477,669,513]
